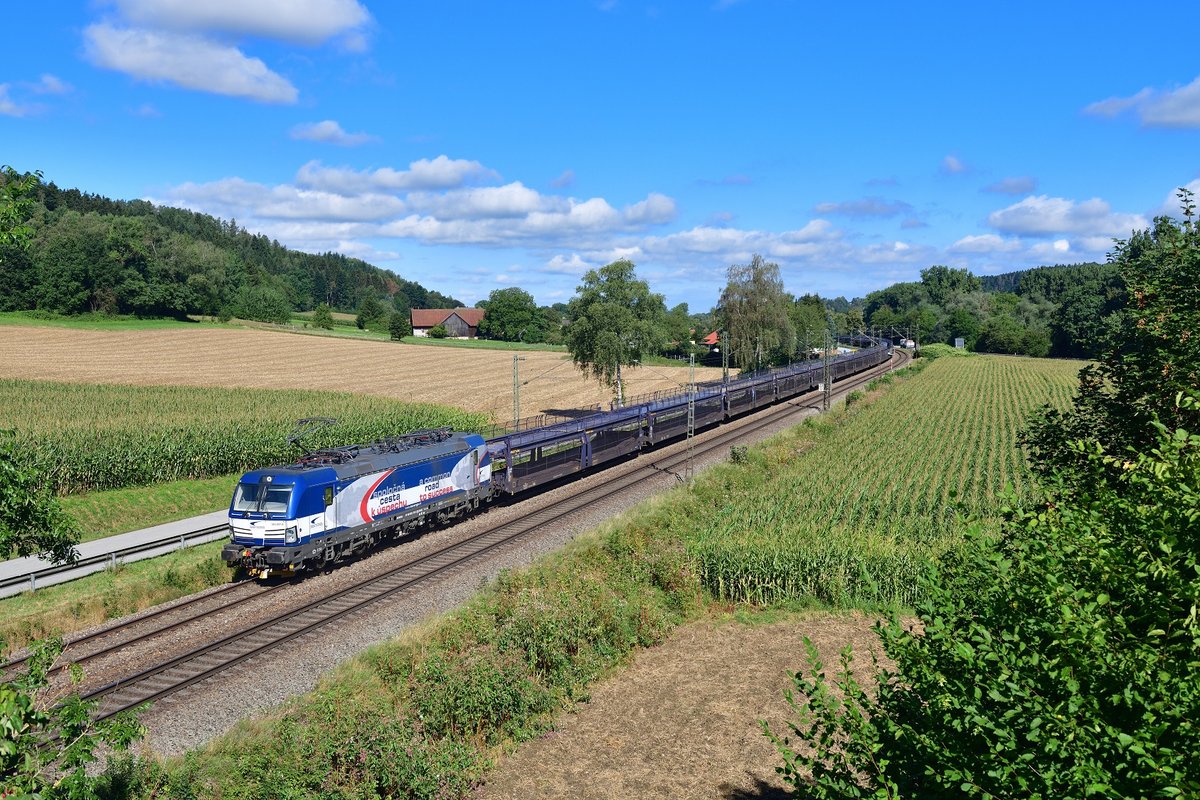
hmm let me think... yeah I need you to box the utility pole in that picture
[822,328,832,412]
[685,353,696,482]
[512,353,526,428]
[721,330,729,384]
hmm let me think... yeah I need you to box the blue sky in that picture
[3,1,1198,310]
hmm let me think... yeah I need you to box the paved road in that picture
[0,510,229,599]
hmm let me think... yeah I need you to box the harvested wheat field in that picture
[0,326,722,421]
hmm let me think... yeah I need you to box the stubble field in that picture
[0,325,721,420]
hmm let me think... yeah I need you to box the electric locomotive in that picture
[221,424,491,578]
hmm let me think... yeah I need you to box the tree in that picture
[662,302,694,356]
[717,254,795,371]
[943,305,980,349]
[565,259,667,404]
[355,295,386,330]
[0,432,80,564]
[920,265,980,306]
[975,314,1025,354]
[1025,191,1200,488]
[790,294,828,357]
[235,284,292,325]
[0,168,144,795]
[388,310,411,340]
[312,303,334,330]
[766,194,1200,799]
[476,287,540,342]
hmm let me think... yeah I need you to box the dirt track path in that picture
[476,614,885,800]
[0,326,721,420]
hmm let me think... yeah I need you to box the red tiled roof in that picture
[410,308,486,328]
[701,330,719,346]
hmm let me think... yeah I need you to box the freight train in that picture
[221,337,893,578]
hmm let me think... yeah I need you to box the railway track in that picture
[55,349,909,722]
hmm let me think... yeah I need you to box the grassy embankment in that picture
[100,353,1081,798]
[0,380,486,650]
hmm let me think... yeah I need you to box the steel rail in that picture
[83,349,905,722]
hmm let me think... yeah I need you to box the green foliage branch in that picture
[1,638,145,798]
[0,431,80,564]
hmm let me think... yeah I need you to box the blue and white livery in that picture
[222,428,490,578]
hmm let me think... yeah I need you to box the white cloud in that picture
[1028,239,1072,260]
[1084,79,1200,128]
[544,253,592,275]
[942,155,967,174]
[1155,181,1200,218]
[162,176,405,220]
[111,0,370,44]
[814,197,912,217]
[949,234,1022,254]
[295,157,501,193]
[988,195,1147,237]
[290,120,377,146]
[33,74,72,95]
[624,192,676,225]
[0,85,26,117]
[84,24,299,103]
[983,176,1036,195]
[407,182,553,219]
[550,169,575,189]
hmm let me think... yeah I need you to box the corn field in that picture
[1,379,489,495]
[688,355,1082,609]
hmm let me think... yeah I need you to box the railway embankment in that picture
[82,353,1078,798]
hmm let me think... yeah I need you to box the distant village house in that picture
[410,308,486,338]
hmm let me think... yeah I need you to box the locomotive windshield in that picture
[232,482,293,514]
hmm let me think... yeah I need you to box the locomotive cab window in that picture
[261,485,292,514]
[232,482,292,513]
[232,482,263,512]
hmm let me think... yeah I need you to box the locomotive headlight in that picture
[285,526,298,544]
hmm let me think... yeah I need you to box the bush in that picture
[768,398,1200,797]
[312,303,334,330]
[389,310,411,340]
[234,285,291,325]
[427,323,448,339]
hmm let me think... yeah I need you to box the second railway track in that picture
[49,349,908,723]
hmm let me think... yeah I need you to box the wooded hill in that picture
[0,179,461,323]
[860,262,1125,358]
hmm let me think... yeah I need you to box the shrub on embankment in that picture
[1,380,488,495]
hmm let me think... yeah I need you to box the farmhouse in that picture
[410,308,486,338]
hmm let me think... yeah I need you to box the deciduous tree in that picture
[565,259,666,404]
[477,287,540,342]
[717,254,794,371]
